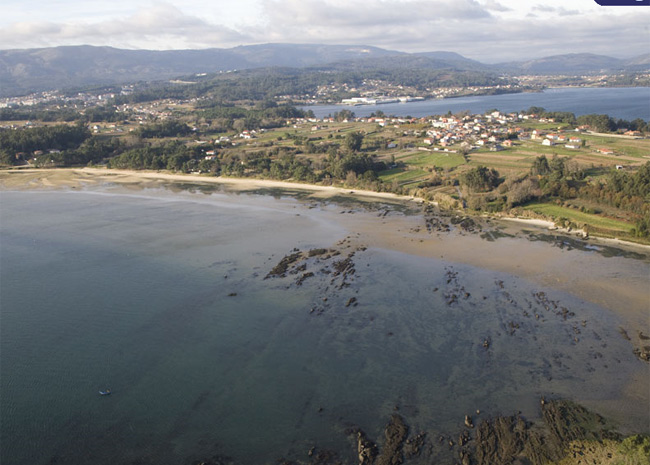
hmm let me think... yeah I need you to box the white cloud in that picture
[481,0,511,12]
[531,5,580,16]
[0,0,648,61]
[261,0,492,28]
[0,2,247,50]
[252,0,649,60]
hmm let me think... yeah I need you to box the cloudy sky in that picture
[1,0,648,62]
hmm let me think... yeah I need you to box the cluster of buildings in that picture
[288,110,611,154]
[0,86,137,109]
[280,79,526,105]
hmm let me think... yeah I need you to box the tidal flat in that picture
[1,169,648,465]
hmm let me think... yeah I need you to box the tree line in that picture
[0,123,92,165]
[524,107,649,133]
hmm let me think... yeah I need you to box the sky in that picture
[1,0,648,62]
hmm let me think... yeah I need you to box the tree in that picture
[531,155,550,176]
[577,114,616,133]
[344,131,364,152]
[526,106,546,115]
[460,166,500,192]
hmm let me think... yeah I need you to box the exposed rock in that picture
[308,248,332,257]
[472,414,550,465]
[458,429,471,446]
[346,297,358,307]
[332,257,355,277]
[469,400,619,465]
[459,449,471,465]
[296,272,315,286]
[266,252,303,278]
[356,430,378,465]
[377,414,409,465]
[403,432,426,459]
[633,346,650,362]
[542,399,619,447]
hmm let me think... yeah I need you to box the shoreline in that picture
[1,167,424,204]
[2,166,648,251]
[2,167,648,322]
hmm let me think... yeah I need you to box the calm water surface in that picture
[1,186,647,464]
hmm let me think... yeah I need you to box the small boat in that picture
[99,389,112,396]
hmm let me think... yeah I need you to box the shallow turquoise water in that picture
[1,187,646,464]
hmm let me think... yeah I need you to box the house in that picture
[423,138,435,145]
[503,140,514,147]
[542,139,554,146]
[596,148,615,155]
[565,144,581,149]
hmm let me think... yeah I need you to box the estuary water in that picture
[303,87,650,120]
[1,183,648,465]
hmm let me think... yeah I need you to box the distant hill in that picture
[0,44,648,98]
[624,53,650,67]
[310,54,492,73]
[0,44,402,97]
[498,53,644,74]
[414,51,488,70]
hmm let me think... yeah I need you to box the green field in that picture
[397,150,466,168]
[522,203,634,233]
[378,167,429,184]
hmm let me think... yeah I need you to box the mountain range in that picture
[1,44,648,98]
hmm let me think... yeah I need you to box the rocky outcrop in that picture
[470,400,619,465]
[376,414,408,465]
[356,430,378,465]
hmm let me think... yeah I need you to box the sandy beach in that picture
[0,167,420,202]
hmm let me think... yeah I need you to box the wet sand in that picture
[0,167,419,202]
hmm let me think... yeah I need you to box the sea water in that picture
[1,186,647,464]
[303,86,650,120]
